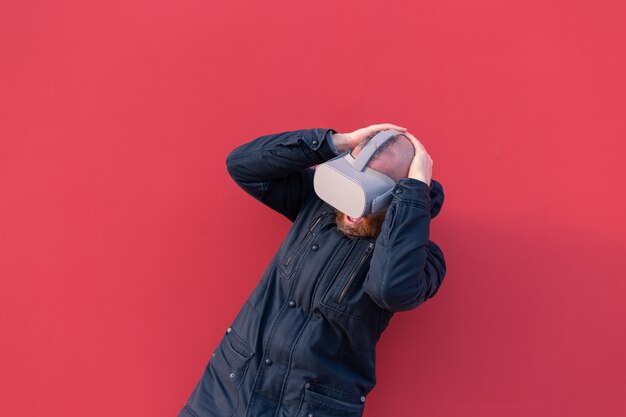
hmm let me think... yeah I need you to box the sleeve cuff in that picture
[391,178,432,210]
[325,130,340,155]
[300,128,340,162]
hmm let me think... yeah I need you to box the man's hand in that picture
[403,132,433,187]
[331,123,408,153]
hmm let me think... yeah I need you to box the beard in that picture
[334,208,387,239]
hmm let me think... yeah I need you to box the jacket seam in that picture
[397,200,430,210]
[272,313,314,417]
[184,404,201,417]
[378,248,394,311]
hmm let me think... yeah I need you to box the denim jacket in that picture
[179,128,446,417]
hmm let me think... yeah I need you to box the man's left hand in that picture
[403,132,433,187]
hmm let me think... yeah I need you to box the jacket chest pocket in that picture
[278,210,334,280]
[320,241,375,319]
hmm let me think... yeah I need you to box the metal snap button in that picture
[304,382,311,389]
[311,243,319,251]
[264,358,273,366]
[288,300,296,308]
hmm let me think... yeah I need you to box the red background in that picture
[1,1,625,416]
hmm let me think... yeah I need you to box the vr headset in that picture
[313,129,407,219]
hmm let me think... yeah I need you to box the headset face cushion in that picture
[313,153,395,218]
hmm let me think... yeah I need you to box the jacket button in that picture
[304,383,311,389]
[311,243,319,251]
[394,188,403,194]
[226,327,232,333]
[264,358,273,366]
[288,300,296,308]
[361,396,365,402]
[312,139,318,146]
[307,413,314,417]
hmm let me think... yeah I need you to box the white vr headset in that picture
[313,129,407,219]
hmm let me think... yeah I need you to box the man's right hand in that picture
[332,123,408,153]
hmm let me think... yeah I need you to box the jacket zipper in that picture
[336,242,375,304]
[282,213,327,268]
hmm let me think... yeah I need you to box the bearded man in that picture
[178,123,446,417]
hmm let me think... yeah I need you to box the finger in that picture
[403,131,420,144]
[403,132,427,150]
[404,132,424,145]
[371,123,407,132]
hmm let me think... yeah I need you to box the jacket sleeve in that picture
[225,128,340,222]
[362,178,447,312]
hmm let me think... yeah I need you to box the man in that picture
[178,123,446,417]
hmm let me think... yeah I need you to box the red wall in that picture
[1,1,625,416]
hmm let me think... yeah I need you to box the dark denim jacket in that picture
[179,128,446,417]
